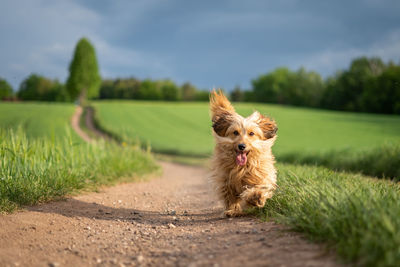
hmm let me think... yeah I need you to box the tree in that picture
[0,78,13,100]
[243,90,255,102]
[195,90,210,101]
[114,78,141,99]
[361,64,400,114]
[160,80,180,101]
[99,79,115,99]
[251,67,324,106]
[66,38,101,104]
[181,82,197,101]
[138,79,162,100]
[252,67,287,103]
[230,86,244,102]
[321,57,386,111]
[17,74,67,101]
[293,67,324,107]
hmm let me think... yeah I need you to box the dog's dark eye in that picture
[249,132,255,136]
[233,130,239,136]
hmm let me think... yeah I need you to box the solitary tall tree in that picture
[66,38,101,104]
[0,77,13,100]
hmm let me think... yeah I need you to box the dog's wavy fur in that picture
[209,90,278,217]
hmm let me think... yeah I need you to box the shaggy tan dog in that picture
[209,90,278,217]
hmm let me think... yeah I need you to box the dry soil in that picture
[0,161,341,267]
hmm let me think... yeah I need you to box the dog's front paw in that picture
[224,209,243,217]
[245,191,267,208]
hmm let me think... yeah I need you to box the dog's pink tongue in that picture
[236,152,247,166]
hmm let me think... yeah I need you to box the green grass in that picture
[0,102,159,213]
[0,102,79,140]
[93,100,400,155]
[92,101,213,156]
[0,127,159,213]
[253,163,400,266]
[93,100,400,178]
[280,143,400,180]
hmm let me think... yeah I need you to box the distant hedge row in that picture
[99,78,210,101]
[0,75,210,103]
[1,56,399,114]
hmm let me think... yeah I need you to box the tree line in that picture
[0,38,209,103]
[99,78,209,101]
[244,57,400,114]
[0,75,210,102]
[0,36,398,114]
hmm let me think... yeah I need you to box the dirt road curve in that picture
[70,106,92,143]
[0,161,339,267]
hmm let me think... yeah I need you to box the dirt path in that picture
[0,162,340,267]
[84,106,113,141]
[70,106,111,142]
[71,105,93,143]
[0,107,341,266]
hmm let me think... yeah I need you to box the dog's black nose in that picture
[238,143,246,151]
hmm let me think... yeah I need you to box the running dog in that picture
[209,90,278,217]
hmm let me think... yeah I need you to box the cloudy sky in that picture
[1,0,400,90]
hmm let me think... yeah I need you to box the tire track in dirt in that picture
[0,106,341,266]
[71,105,92,143]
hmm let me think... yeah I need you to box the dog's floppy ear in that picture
[209,90,235,136]
[250,111,278,139]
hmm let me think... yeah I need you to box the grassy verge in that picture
[0,127,159,213]
[278,143,400,180]
[87,106,124,142]
[253,163,400,266]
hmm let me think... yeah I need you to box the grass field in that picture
[93,100,400,178]
[92,101,213,155]
[0,102,158,213]
[256,163,400,266]
[0,102,79,140]
[93,100,400,155]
